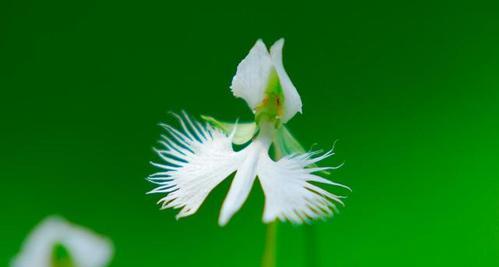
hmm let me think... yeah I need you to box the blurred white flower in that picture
[11,216,113,267]
[148,39,349,226]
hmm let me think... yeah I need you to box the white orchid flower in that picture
[11,216,113,267]
[148,39,349,226]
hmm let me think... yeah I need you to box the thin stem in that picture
[261,221,277,267]
[261,142,284,267]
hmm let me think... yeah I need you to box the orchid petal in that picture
[11,216,113,267]
[270,39,303,122]
[149,113,245,219]
[258,150,347,224]
[230,39,273,111]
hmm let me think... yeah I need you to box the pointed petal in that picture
[231,39,274,111]
[218,142,263,226]
[11,216,113,267]
[270,38,303,122]
[149,113,244,219]
[257,150,347,224]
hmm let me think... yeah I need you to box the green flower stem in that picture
[262,221,278,267]
[261,143,283,267]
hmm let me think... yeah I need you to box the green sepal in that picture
[201,115,257,145]
[51,243,76,267]
[273,126,331,175]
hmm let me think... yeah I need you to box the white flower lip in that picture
[11,216,113,267]
[230,38,303,123]
[149,113,348,226]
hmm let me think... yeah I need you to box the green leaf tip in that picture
[201,115,258,145]
[273,126,331,175]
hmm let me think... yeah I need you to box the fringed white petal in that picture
[270,38,303,122]
[148,112,244,219]
[230,39,273,110]
[11,216,113,267]
[149,113,347,226]
[258,149,348,224]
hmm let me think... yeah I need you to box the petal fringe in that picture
[258,149,348,224]
[148,112,243,219]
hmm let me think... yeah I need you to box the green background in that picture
[1,0,498,266]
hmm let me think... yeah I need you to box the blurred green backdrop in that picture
[1,0,498,266]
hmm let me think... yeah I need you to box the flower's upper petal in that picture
[270,39,303,122]
[257,149,349,224]
[230,39,273,111]
[11,216,113,267]
[149,112,245,219]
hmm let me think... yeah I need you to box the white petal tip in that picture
[342,184,352,192]
[218,217,229,227]
[271,38,285,51]
[218,207,236,226]
[230,39,273,109]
